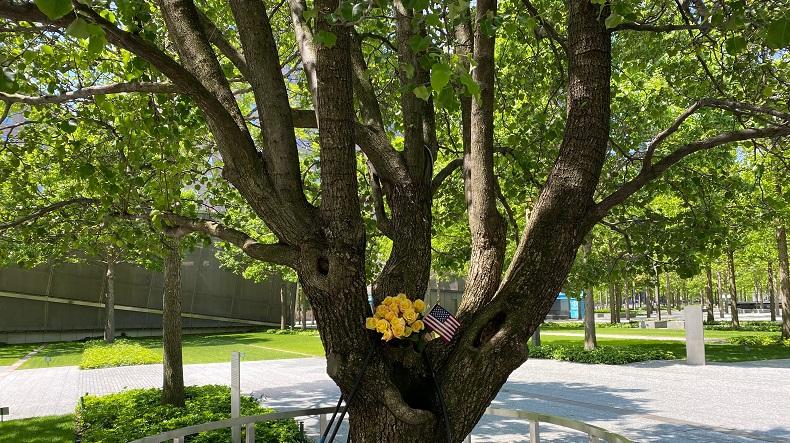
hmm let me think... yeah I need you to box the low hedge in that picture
[528,344,678,364]
[704,321,780,332]
[727,335,790,347]
[80,339,161,369]
[75,385,308,442]
[541,321,640,329]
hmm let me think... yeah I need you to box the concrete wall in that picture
[0,246,296,339]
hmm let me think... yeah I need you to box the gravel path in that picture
[0,357,788,442]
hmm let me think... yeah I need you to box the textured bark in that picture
[625,281,632,321]
[717,271,725,318]
[768,262,777,322]
[775,225,790,339]
[726,246,740,328]
[457,0,507,317]
[584,288,597,350]
[665,272,672,315]
[704,265,715,323]
[162,237,184,407]
[103,259,116,343]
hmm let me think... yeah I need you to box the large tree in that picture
[2,0,789,440]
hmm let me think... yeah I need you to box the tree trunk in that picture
[297,284,308,329]
[654,282,661,321]
[615,282,622,323]
[609,283,616,324]
[727,246,740,328]
[664,272,672,316]
[584,288,597,350]
[162,236,184,407]
[704,265,715,323]
[625,281,631,321]
[280,286,286,330]
[104,260,116,343]
[768,262,777,322]
[775,225,790,339]
[716,271,725,318]
[645,286,652,318]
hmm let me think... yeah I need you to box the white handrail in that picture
[130,405,634,443]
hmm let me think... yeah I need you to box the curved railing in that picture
[131,405,634,443]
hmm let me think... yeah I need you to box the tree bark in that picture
[625,280,631,321]
[775,225,790,339]
[645,286,652,318]
[716,270,725,318]
[609,283,616,324]
[104,259,116,343]
[162,236,184,407]
[704,265,715,323]
[584,288,597,350]
[767,262,777,322]
[280,286,286,330]
[726,246,740,328]
[665,272,672,316]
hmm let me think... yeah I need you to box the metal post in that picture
[231,352,241,443]
[319,413,328,436]
[530,420,540,443]
[245,423,255,443]
[463,434,471,443]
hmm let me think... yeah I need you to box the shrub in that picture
[727,335,790,347]
[600,321,641,329]
[528,344,677,364]
[80,339,161,369]
[704,321,780,332]
[75,385,309,443]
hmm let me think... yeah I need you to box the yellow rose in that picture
[389,304,401,315]
[383,296,394,306]
[392,322,405,338]
[385,311,396,322]
[403,309,417,324]
[399,298,413,312]
[396,293,407,300]
[413,299,425,312]
[390,317,405,329]
[375,319,389,333]
[411,320,424,332]
[403,326,413,337]
[382,329,393,341]
[365,317,377,330]
[375,305,389,318]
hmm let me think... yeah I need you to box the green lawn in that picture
[19,330,325,369]
[539,336,790,363]
[0,415,74,443]
[0,344,37,366]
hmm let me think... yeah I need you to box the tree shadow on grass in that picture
[0,414,74,443]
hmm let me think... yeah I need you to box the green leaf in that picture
[765,17,790,49]
[34,0,73,20]
[434,86,459,111]
[0,69,18,93]
[314,31,337,48]
[604,13,624,29]
[430,62,452,92]
[66,17,104,40]
[88,33,107,55]
[77,163,96,178]
[302,8,317,19]
[459,72,480,98]
[724,36,747,55]
[413,85,430,101]
[408,35,430,53]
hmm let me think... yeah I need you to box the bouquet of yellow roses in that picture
[365,293,426,342]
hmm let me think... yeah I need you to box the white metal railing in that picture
[130,405,634,443]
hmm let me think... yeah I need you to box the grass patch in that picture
[0,343,37,366]
[80,339,161,369]
[76,385,308,442]
[19,329,325,370]
[18,342,83,369]
[0,415,74,443]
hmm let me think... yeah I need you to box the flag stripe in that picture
[423,304,460,342]
[424,317,454,337]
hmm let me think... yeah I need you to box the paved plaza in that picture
[1,356,788,442]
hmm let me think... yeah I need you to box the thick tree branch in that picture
[520,0,568,52]
[431,158,463,195]
[611,22,709,32]
[197,11,248,75]
[164,214,298,267]
[0,198,96,230]
[288,0,318,103]
[0,82,178,105]
[592,125,790,222]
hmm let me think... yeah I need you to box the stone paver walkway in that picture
[0,357,788,442]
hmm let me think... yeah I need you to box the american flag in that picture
[423,304,460,343]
